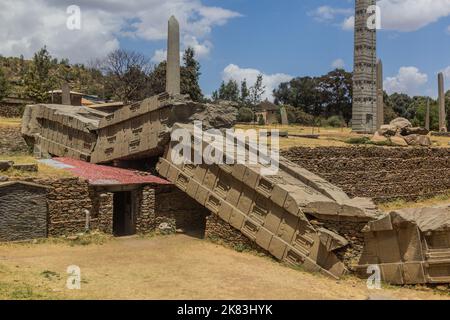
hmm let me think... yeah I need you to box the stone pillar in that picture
[166,16,181,96]
[280,107,289,125]
[438,72,447,132]
[352,0,377,133]
[425,98,430,131]
[376,59,384,129]
[61,82,71,105]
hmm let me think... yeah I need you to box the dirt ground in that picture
[0,234,448,300]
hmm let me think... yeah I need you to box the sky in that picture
[1,0,450,100]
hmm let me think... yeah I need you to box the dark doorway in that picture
[113,192,136,237]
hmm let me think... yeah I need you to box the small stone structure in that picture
[0,181,49,241]
[255,100,279,125]
[2,177,207,240]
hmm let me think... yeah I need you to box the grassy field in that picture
[0,234,448,300]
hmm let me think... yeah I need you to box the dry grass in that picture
[379,192,450,212]
[0,235,447,300]
[0,117,21,127]
[0,155,73,179]
[235,124,358,149]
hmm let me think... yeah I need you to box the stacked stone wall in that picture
[282,146,450,203]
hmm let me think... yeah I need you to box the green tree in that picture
[24,47,57,103]
[181,47,203,102]
[249,74,265,105]
[273,76,322,115]
[240,79,250,105]
[212,80,240,102]
[0,68,9,101]
[388,93,413,118]
[237,107,254,122]
[317,69,353,123]
[413,98,440,131]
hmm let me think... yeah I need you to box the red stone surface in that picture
[55,157,170,186]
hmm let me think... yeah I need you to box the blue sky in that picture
[122,0,450,98]
[2,0,450,99]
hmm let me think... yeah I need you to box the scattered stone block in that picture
[378,125,396,137]
[403,134,431,147]
[12,163,39,172]
[0,160,14,171]
[390,118,412,133]
[370,132,388,143]
[389,136,408,147]
[405,127,429,136]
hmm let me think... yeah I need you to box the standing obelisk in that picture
[352,0,377,133]
[166,16,181,96]
[61,82,71,106]
[425,98,430,131]
[438,72,447,132]
[376,59,384,129]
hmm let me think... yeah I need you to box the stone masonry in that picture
[283,146,450,203]
[0,182,49,241]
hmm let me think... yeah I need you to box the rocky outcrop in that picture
[372,118,432,147]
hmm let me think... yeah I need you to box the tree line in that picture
[1,47,449,130]
[0,46,203,104]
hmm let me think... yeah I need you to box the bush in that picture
[237,107,254,123]
[324,115,344,128]
[294,109,315,125]
[258,114,266,125]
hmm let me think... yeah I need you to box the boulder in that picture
[390,136,408,147]
[405,127,429,136]
[371,132,388,143]
[403,134,432,147]
[0,160,14,171]
[378,125,397,137]
[389,118,412,135]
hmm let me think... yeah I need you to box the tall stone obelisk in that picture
[438,72,447,132]
[61,82,71,105]
[166,16,181,96]
[376,59,384,129]
[352,0,377,133]
[425,98,430,131]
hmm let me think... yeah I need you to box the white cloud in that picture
[0,0,241,63]
[332,59,345,69]
[309,6,352,22]
[442,66,450,82]
[378,0,450,32]
[342,16,354,31]
[222,64,293,101]
[385,66,428,96]
[313,0,450,32]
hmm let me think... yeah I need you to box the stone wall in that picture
[205,214,265,252]
[0,104,25,118]
[0,182,48,241]
[0,126,29,155]
[151,185,210,234]
[282,146,450,203]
